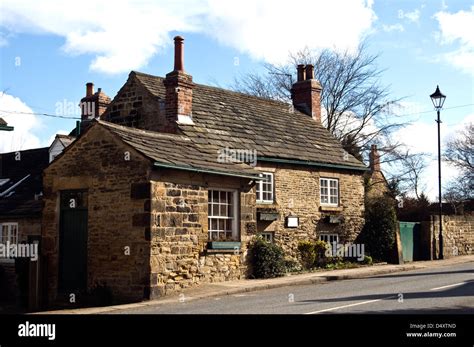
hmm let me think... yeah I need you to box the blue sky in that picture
[0,0,473,199]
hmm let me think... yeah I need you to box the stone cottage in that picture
[41,36,367,305]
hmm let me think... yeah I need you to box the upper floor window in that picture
[256,173,274,203]
[1,223,18,244]
[320,178,339,206]
[208,190,238,241]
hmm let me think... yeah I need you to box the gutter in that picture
[257,157,368,172]
[153,162,264,180]
[0,125,14,131]
[0,174,31,197]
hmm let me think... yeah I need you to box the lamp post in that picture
[430,85,446,260]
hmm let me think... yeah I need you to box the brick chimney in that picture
[163,36,194,133]
[80,83,111,122]
[79,83,111,134]
[369,144,381,172]
[291,64,322,122]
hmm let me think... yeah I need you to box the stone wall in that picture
[148,169,256,298]
[103,73,165,132]
[255,163,365,260]
[365,170,390,199]
[42,125,152,304]
[423,215,474,259]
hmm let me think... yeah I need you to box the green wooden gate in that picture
[59,190,88,292]
[399,222,421,262]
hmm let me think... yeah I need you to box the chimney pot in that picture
[174,36,184,72]
[305,64,314,80]
[86,82,94,97]
[297,64,306,82]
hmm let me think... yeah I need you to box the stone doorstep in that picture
[34,255,474,315]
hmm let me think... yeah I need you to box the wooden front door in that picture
[59,190,88,292]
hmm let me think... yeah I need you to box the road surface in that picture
[110,262,474,314]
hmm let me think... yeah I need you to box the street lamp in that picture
[430,85,446,260]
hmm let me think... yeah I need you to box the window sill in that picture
[320,205,343,212]
[207,241,241,250]
[256,201,275,205]
[206,249,241,254]
[0,258,15,264]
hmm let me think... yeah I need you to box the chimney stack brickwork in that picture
[291,64,322,123]
[369,144,381,172]
[80,83,111,127]
[163,36,194,133]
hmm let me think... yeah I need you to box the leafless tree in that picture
[443,123,474,208]
[232,41,405,158]
[445,123,473,178]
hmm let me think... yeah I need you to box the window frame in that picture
[320,177,339,206]
[258,232,274,243]
[0,222,18,244]
[319,233,339,245]
[256,172,274,204]
[208,189,239,242]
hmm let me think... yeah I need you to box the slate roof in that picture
[55,134,75,147]
[133,71,366,170]
[0,147,49,217]
[97,120,262,179]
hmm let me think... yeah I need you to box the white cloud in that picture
[398,9,420,23]
[434,6,474,75]
[0,0,376,74]
[382,23,405,33]
[0,93,42,152]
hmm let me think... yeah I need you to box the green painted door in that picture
[59,190,88,292]
[399,222,421,262]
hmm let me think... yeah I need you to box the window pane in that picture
[220,191,226,204]
[212,190,219,203]
[321,179,327,187]
[220,204,226,217]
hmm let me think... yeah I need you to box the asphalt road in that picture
[111,262,474,314]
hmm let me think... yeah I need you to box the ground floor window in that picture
[258,232,273,243]
[208,189,238,241]
[0,223,18,244]
[319,233,339,245]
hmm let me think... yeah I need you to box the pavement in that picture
[36,255,474,314]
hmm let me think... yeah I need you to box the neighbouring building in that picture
[365,144,391,199]
[41,36,367,306]
[0,147,48,309]
[49,135,76,163]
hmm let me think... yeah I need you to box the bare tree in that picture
[232,41,405,158]
[445,123,473,178]
[443,123,474,208]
